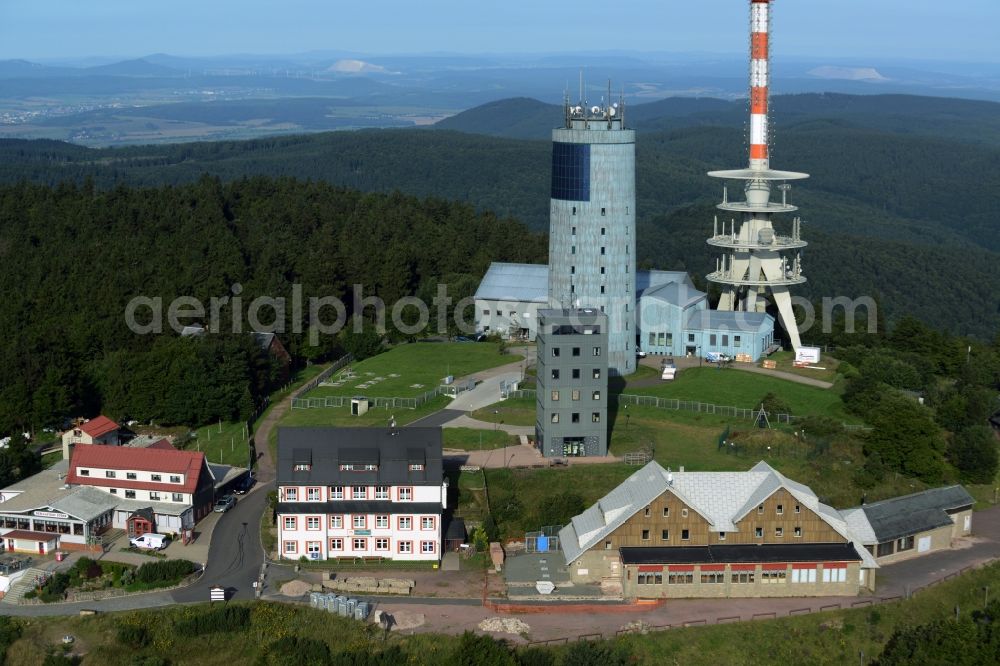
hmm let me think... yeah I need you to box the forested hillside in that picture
[0,178,546,435]
[2,92,999,337]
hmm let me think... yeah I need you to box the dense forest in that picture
[1,92,998,338]
[0,177,546,436]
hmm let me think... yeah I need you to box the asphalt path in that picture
[172,482,271,603]
[407,409,465,428]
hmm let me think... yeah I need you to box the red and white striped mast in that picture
[705,0,810,353]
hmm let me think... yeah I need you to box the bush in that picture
[949,426,999,484]
[133,559,197,585]
[557,641,632,666]
[262,636,330,666]
[173,605,250,636]
[116,624,151,649]
[760,392,792,416]
[451,631,517,666]
[0,616,21,662]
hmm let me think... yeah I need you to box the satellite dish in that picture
[608,107,616,117]
[613,102,619,108]
[591,106,601,115]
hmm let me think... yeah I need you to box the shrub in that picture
[451,631,517,666]
[173,605,250,636]
[262,636,330,666]
[134,559,197,585]
[0,616,21,662]
[116,624,151,649]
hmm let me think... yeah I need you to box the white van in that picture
[130,533,170,550]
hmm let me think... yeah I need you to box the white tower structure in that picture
[706,0,807,351]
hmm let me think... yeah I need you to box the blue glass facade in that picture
[551,142,591,201]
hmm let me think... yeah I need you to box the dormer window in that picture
[408,464,424,472]
[106,471,116,478]
[169,475,181,483]
[79,469,90,477]
[151,474,161,481]
[293,447,313,472]
[126,472,137,480]
[294,464,311,472]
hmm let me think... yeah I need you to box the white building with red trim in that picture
[276,427,445,562]
[61,415,120,460]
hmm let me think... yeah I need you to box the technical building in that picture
[705,0,808,351]
[535,309,609,458]
[475,264,776,361]
[547,99,637,376]
[276,427,446,562]
[558,461,879,599]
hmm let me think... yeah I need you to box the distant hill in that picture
[84,58,184,77]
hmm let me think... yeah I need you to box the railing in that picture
[292,385,444,411]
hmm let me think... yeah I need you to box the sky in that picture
[2,0,998,63]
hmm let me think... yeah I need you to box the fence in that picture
[505,389,867,430]
[292,386,444,411]
[297,354,354,396]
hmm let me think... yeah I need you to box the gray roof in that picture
[559,460,878,569]
[640,281,707,310]
[686,310,773,332]
[208,463,247,489]
[0,461,118,522]
[637,270,692,293]
[474,263,550,303]
[276,427,443,486]
[843,486,973,544]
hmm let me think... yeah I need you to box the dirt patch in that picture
[389,609,426,631]
[280,579,313,597]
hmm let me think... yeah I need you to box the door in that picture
[38,541,45,554]
[917,536,931,553]
[964,515,971,532]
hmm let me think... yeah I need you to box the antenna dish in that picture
[608,107,616,117]
[612,102,619,108]
[590,105,600,115]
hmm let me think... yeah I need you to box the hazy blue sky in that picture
[2,0,997,62]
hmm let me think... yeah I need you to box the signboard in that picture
[210,586,225,601]
[352,530,371,536]
[33,510,69,520]
[794,347,821,364]
[535,581,555,595]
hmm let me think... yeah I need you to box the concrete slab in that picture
[504,553,571,586]
[441,552,460,572]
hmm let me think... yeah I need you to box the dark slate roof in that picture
[620,543,861,565]
[277,427,443,486]
[443,515,467,542]
[854,485,973,543]
[278,501,441,515]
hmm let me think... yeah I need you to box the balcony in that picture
[706,234,807,251]
[706,271,807,288]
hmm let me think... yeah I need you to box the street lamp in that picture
[624,404,630,431]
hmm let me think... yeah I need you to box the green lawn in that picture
[279,395,451,429]
[442,428,513,451]
[470,397,536,426]
[767,350,843,382]
[625,366,853,420]
[304,342,520,399]
[189,420,251,467]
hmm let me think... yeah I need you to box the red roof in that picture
[2,530,57,542]
[78,416,119,439]
[146,439,176,451]
[67,446,206,495]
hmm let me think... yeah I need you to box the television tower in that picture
[706,0,807,351]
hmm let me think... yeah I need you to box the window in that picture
[572,369,580,379]
[375,486,389,500]
[593,346,601,357]
[307,487,321,501]
[638,572,663,585]
[604,540,612,550]
[722,335,729,346]
[375,538,389,551]
[734,335,742,348]
[79,469,90,476]
[701,572,725,584]
[572,206,577,215]
[421,517,435,530]
[572,226,576,235]
[330,486,344,500]
[648,332,656,347]
[124,490,136,499]
[661,529,669,541]
[421,541,435,554]
[822,566,848,583]
[126,472,137,480]
[571,246,576,255]
[755,527,764,538]
[551,390,560,401]
[294,462,311,471]
[353,515,366,529]
[681,529,690,541]
[285,488,298,501]
[172,493,183,502]
[552,347,561,357]
[710,334,717,346]
[600,246,606,255]
[106,471,116,478]
[688,334,695,343]
[495,310,501,316]
[398,516,412,530]
[681,508,688,518]
[570,284,575,293]
[571,413,580,423]
[643,506,651,518]
[601,227,606,235]
[876,541,894,557]
[170,475,181,483]
[307,516,321,530]
[757,504,764,514]
[731,572,755,584]
[794,526,802,538]
[592,390,601,400]
[150,492,160,501]
[110,489,117,494]
[600,266,606,275]
[572,347,580,357]
[375,515,389,529]
[718,531,727,541]
[283,516,297,530]
[640,529,650,541]
[570,266,575,275]
[794,504,801,514]
[762,570,787,584]
[330,538,343,551]
[776,504,783,515]
[482,309,489,316]
[352,486,366,500]
[306,541,321,558]
[550,413,560,424]
[330,515,343,529]
[662,507,670,517]
[896,535,915,552]
[408,464,424,471]
[398,541,413,554]
[668,572,693,585]
[791,567,817,583]
[352,538,367,551]
[775,527,783,538]
[601,207,606,216]
[571,389,580,401]
[283,541,297,555]
[551,369,560,380]
[592,412,601,423]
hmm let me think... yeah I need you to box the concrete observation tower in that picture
[548,88,637,376]
[706,0,808,351]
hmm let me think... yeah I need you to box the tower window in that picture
[600,286,605,294]
[601,227,606,235]
[572,206,577,215]
[571,266,575,274]
[601,208,606,216]
[600,267,605,274]
[572,226,576,235]
[571,246,576,255]
[600,247,605,255]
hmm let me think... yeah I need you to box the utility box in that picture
[351,398,369,416]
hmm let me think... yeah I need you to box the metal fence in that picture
[292,386,445,411]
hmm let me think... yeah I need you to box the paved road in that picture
[408,409,466,429]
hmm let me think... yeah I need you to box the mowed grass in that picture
[280,395,452,429]
[625,366,853,420]
[470,397,536,427]
[767,350,843,382]
[442,428,514,451]
[305,342,520,399]
[189,420,251,467]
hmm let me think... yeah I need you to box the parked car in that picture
[213,495,236,513]
[130,533,170,550]
[636,349,648,358]
[233,474,254,495]
[706,352,732,363]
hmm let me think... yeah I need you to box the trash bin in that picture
[346,598,357,618]
[55,552,65,562]
[355,602,370,621]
